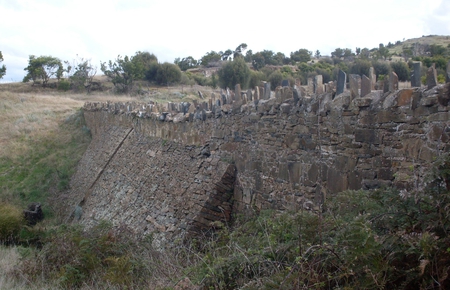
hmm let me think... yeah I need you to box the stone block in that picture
[326,167,348,194]
[336,70,346,95]
[411,61,422,87]
[389,72,399,92]
[361,75,371,97]
[349,74,360,99]
[355,129,379,144]
[397,89,414,107]
[427,64,438,89]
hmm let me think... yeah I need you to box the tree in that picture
[377,44,390,60]
[200,51,222,67]
[372,60,391,79]
[315,50,321,58]
[156,62,182,85]
[429,44,447,57]
[260,50,276,65]
[217,57,250,89]
[100,54,144,93]
[233,43,247,59]
[390,61,410,81]
[23,55,63,86]
[244,50,253,63]
[290,49,312,63]
[0,51,6,79]
[343,48,353,58]
[175,56,198,71]
[274,52,289,65]
[331,48,344,58]
[252,52,266,70]
[65,56,97,92]
[349,59,372,77]
[360,48,370,59]
[132,51,158,74]
[268,70,283,90]
[221,49,233,61]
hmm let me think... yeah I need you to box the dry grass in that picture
[388,35,450,55]
[0,247,33,290]
[0,91,84,158]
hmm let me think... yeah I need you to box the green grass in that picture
[0,109,91,214]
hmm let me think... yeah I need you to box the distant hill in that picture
[388,35,450,56]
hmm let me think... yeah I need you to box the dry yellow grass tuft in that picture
[0,91,84,158]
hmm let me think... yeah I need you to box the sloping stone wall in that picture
[67,84,449,247]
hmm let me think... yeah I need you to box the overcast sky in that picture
[1,0,449,82]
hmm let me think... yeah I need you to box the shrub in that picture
[217,57,250,89]
[390,61,410,81]
[248,70,266,88]
[268,70,283,90]
[57,79,70,91]
[0,203,25,243]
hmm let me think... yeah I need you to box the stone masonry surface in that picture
[67,82,450,248]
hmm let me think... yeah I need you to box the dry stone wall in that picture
[67,82,450,247]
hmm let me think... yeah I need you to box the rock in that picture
[24,202,44,226]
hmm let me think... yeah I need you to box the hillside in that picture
[388,35,450,56]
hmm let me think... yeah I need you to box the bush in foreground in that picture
[0,203,25,244]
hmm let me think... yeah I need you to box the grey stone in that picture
[314,75,323,94]
[361,75,371,97]
[369,67,376,90]
[389,72,399,92]
[427,64,438,89]
[221,94,227,105]
[336,70,346,95]
[235,84,242,101]
[281,79,290,87]
[349,74,361,99]
[293,88,301,105]
[411,61,422,87]
[264,82,271,99]
[307,78,314,94]
[247,89,253,101]
[254,86,260,100]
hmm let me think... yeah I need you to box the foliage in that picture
[19,222,150,288]
[132,51,158,70]
[252,52,266,70]
[101,54,145,93]
[57,79,71,91]
[0,51,6,79]
[268,70,283,90]
[175,56,198,71]
[244,49,253,63]
[376,43,391,60]
[413,56,449,71]
[390,61,410,81]
[217,57,250,89]
[156,62,182,85]
[372,60,391,79]
[192,154,450,289]
[23,55,63,87]
[65,56,97,93]
[349,59,372,76]
[248,70,266,88]
[0,203,25,243]
[200,51,222,67]
[290,48,312,63]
